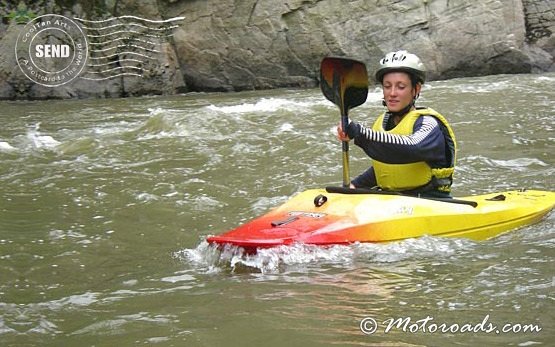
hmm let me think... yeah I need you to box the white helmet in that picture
[375,50,426,84]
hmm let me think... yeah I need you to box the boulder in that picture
[164,0,555,90]
[0,0,553,99]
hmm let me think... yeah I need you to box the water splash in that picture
[0,141,17,153]
[205,97,326,114]
[25,123,61,150]
[176,236,476,274]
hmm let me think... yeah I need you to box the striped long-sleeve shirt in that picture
[345,114,448,188]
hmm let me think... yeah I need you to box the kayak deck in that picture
[207,189,555,251]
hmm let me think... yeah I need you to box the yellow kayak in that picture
[209,59,555,252]
[207,188,555,252]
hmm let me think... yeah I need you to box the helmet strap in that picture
[413,83,422,101]
[387,102,414,118]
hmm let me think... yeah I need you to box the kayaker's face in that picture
[382,72,419,113]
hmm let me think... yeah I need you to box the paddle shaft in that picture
[341,111,350,188]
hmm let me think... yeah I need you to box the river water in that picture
[0,73,554,346]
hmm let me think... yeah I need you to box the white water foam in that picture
[0,141,17,152]
[205,97,329,114]
[464,155,548,171]
[278,122,294,133]
[489,158,548,168]
[534,75,555,83]
[176,236,476,274]
[26,124,61,150]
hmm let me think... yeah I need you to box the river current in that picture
[0,73,554,346]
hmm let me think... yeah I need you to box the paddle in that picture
[320,57,368,187]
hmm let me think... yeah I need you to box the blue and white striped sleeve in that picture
[346,116,447,165]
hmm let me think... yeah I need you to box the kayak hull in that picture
[207,189,555,251]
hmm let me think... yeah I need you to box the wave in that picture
[176,236,476,274]
[489,157,548,168]
[452,81,512,94]
[534,75,555,83]
[0,141,17,153]
[25,124,61,150]
[462,155,548,170]
[278,122,294,132]
[130,108,191,140]
[206,97,328,114]
[205,90,385,115]
[55,137,100,156]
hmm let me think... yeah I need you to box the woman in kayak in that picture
[337,50,457,198]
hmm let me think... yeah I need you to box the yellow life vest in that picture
[371,108,457,193]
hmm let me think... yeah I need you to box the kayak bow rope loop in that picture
[320,57,369,187]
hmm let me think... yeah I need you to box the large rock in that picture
[523,0,555,71]
[163,0,554,90]
[0,0,554,99]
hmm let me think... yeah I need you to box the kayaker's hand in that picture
[337,122,351,142]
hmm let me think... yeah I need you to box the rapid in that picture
[0,73,554,346]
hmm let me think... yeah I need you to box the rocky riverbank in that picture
[0,0,554,100]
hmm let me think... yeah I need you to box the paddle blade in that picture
[320,57,369,113]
